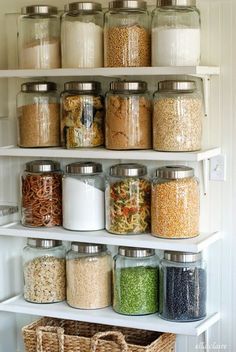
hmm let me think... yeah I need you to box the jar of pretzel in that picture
[21,160,62,227]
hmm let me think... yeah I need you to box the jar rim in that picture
[66,162,103,175]
[110,163,147,177]
[156,0,196,7]
[110,80,147,92]
[156,166,194,179]
[25,160,61,173]
[157,80,196,93]
[21,5,58,15]
[21,82,57,93]
[118,246,155,257]
[64,81,101,92]
[27,238,62,248]
[70,242,107,253]
[67,1,102,12]
[109,0,147,10]
[164,251,202,262]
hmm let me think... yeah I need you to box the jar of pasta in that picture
[106,163,151,235]
[60,81,104,148]
[21,160,62,227]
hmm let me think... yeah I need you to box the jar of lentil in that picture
[151,0,201,66]
[61,81,104,148]
[153,80,203,152]
[18,5,61,69]
[66,242,112,309]
[151,166,200,238]
[105,81,152,150]
[160,251,207,321]
[113,246,159,315]
[104,0,150,67]
[21,160,62,227]
[23,238,66,303]
[106,163,151,235]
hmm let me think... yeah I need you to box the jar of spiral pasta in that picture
[21,160,62,227]
[106,163,151,235]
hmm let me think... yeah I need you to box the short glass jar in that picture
[18,5,61,69]
[151,166,200,239]
[21,160,62,227]
[60,81,104,148]
[153,80,203,152]
[66,242,112,309]
[61,2,103,68]
[23,238,66,303]
[151,0,201,66]
[106,163,151,235]
[160,251,207,321]
[62,162,105,231]
[113,246,159,315]
[104,0,150,67]
[17,82,60,148]
[105,81,152,150]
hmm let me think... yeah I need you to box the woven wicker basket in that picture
[22,317,176,352]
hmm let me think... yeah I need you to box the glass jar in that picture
[18,5,61,69]
[17,82,60,148]
[105,81,152,150]
[66,242,112,309]
[23,238,66,303]
[62,162,105,231]
[104,0,150,67]
[60,81,104,148]
[106,163,151,235]
[21,160,62,227]
[153,80,203,152]
[113,246,159,315]
[61,2,103,68]
[151,166,200,239]
[151,0,201,66]
[160,251,207,321]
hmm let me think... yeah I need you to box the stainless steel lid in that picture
[157,0,196,6]
[158,80,196,92]
[164,251,202,263]
[21,82,57,93]
[25,160,61,173]
[64,81,101,92]
[68,2,102,12]
[27,238,62,248]
[0,205,18,217]
[118,246,155,257]
[156,166,194,179]
[21,5,58,15]
[71,242,107,253]
[109,0,147,10]
[110,163,147,177]
[66,162,102,174]
[110,80,147,92]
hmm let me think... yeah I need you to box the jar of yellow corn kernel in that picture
[151,166,200,239]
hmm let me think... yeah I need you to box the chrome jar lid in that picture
[157,80,196,92]
[109,0,147,10]
[156,0,196,7]
[68,1,102,12]
[25,160,61,173]
[164,251,202,263]
[64,81,101,92]
[21,82,57,93]
[21,5,58,15]
[156,166,194,179]
[71,242,107,253]
[66,162,102,175]
[110,163,147,177]
[118,246,155,257]
[27,238,62,248]
[110,80,147,92]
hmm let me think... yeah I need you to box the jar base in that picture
[151,233,200,239]
[158,313,207,323]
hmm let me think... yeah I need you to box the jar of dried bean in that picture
[151,166,200,238]
[23,238,66,303]
[113,246,159,315]
[104,0,150,67]
[153,80,203,152]
[21,160,62,227]
[106,163,151,235]
[105,81,152,150]
[60,81,104,148]
[160,251,207,321]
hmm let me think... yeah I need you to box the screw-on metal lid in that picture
[109,0,147,10]
[71,242,107,253]
[66,162,102,174]
[64,81,101,92]
[157,0,196,6]
[21,82,57,93]
[110,80,147,92]
[164,251,202,263]
[110,163,147,177]
[156,166,194,179]
[158,80,196,92]
[118,246,155,257]
[68,2,102,12]
[21,5,58,15]
[25,160,61,173]
[27,238,62,248]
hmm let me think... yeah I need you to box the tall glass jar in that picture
[160,251,207,321]
[60,81,104,148]
[23,238,66,303]
[105,81,152,150]
[17,82,60,148]
[66,242,112,309]
[106,163,151,235]
[153,80,203,152]
[104,0,150,67]
[61,2,103,68]
[151,166,200,239]
[63,162,105,231]
[21,160,62,227]
[151,0,201,66]
[113,246,159,315]
[18,5,61,69]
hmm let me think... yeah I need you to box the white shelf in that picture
[0,295,220,336]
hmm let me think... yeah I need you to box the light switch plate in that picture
[210,154,226,181]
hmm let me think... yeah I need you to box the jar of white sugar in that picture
[151,0,201,66]
[62,162,105,231]
[61,2,103,68]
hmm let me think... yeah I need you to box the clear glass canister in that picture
[17,82,60,148]
[62,162,105,231]
[151,166,200,238]
[61,2,103,68]
[104,0,150,67]
[105,81,152,150]
[151,0,201,66]
[23,238,66,303]
[113,246,159,315]
[21,160,62,227]
[153,80,203,152]
[66,242,112,309]
[61,81,104,148]
[160,251,207,321]
[18,5,61,69]
[106,163,151,235]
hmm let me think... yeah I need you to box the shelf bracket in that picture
[201,75,211,117]
[202,159,209,196]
